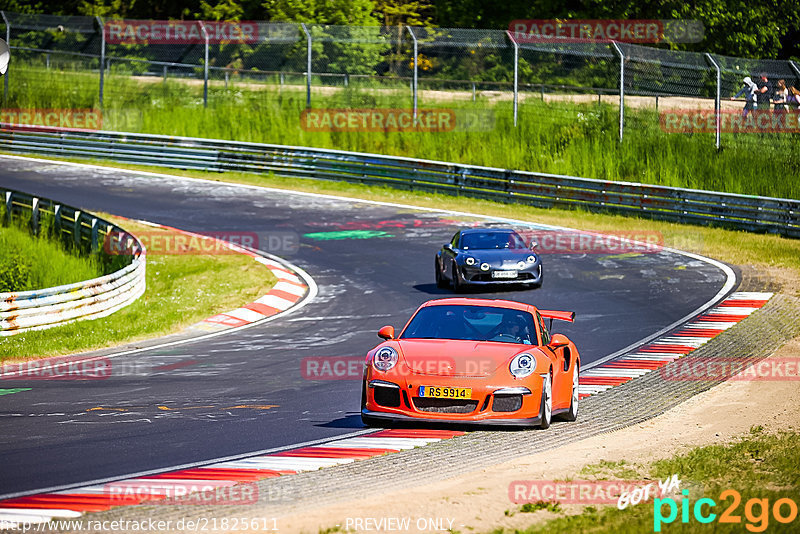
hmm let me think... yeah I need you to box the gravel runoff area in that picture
[36,267,800,534]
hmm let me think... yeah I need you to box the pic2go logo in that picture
[654,489,799,532]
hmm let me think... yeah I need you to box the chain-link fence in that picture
[2,11,799,149]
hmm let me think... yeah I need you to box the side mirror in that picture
[530,241,538,250]
[443,243,454,252]
[549,333,570,349]
[378,325,395,340]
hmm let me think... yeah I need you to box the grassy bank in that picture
[500,428,800,533]
[0,216,277,360]
[6,65,800,199]
[0,223,104,292]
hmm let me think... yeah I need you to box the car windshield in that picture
[460,231,527,250]
[400,305,537,345]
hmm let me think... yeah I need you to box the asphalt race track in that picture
[0,156,734,497]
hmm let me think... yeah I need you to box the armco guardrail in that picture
[0,186,145,336]
[1,124,798,238]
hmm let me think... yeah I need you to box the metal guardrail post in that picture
[97,16,105,109]
[704,53,721,150]
[505,30,519,127]
[610,41,625,142]
[301,23,311,109]
[199,21,209,108]
[406,26,418,121]
[2,12,9,102]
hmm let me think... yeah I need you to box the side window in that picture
[536,311,551,346]
[450,232,460,249]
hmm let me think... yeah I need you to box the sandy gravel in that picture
[276,336,800,533]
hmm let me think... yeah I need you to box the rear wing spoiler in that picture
[539,310,575,323]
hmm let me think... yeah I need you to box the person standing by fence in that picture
[773,79,788,111]
[731,76,758,116]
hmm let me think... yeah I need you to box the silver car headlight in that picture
[465,257,476,266]
[510,353,536,379]
[517,261,526,269]
[373,346,399,372]
[527,255,537,263]
[480,262,490,271]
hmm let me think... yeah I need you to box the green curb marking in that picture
[0,388,32,396]
[303,230,394,241]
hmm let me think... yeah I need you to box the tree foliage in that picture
[0,0,796,58]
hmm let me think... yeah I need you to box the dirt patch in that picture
[276,336,800,534]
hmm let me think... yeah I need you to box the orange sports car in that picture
[361,298,580,428]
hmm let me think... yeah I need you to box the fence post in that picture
[2,12,10,102]
[406,26,418,120]
[97,16,105,109]
[199,21,209,108]
[610,41,625,142]
[704,53,721,150]
[300,23,312,109]
[505,30,519,127]
[789,60,800,80]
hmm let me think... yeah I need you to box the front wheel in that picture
[556,363,579,422]
[435,258,448,288]
[538,371,553,429]
[360,381,381,427]
[452,262,463,293]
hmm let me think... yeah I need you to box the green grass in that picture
[498,428,800,533]
[0,223,104,292]
[5,63,800,199]
[0,217,277,360]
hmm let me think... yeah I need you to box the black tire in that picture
[360,380,381,427]
[452,262,463,293]
[538,371,553,429]
[556,363,579,422]
[435,258,448,288]
[531,265,543,289]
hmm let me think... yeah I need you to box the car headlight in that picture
[373,347,399,372]
[517,261,526,269]
[510,353,536,379]
[527,255,537,263]
[480,262,490,271]
[465,257,476,266]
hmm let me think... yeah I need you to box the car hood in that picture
[397,339,528,376]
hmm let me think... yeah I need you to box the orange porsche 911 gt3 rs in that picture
[361,298,580,428]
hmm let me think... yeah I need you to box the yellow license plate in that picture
[419,386,472,399]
